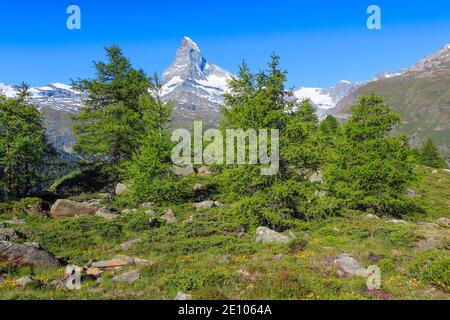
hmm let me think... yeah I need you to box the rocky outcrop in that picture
[0,241,60,268]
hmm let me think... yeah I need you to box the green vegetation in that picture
[1,50,449,300]
[0,84,57,201]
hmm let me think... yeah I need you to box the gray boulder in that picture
[255,227,294,244]
[0,228,19,241]
[0,241,60,268]
[333,254,369,277]
[161,209,177,224]
[16,276,35,287]
[193,201,223,210]
[437,217,450,228]
[115,183,129,195]
[174,292,192,300]
[95,208,119,220]
[197,166,212,176]
[50,199,99,218]
[309,171,324,184]
[172,165,194,176]
[112,269,140,283]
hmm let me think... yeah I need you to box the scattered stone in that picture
[236,269,259,281]
[50,199,99,218]
[193,184,207,191]
[145,210,156,215]
[174,292,192,300]
[2,217,26,225]
[161,209,177,224]
[24,242,41,249]
[387,219,407,225]
[172,165,194,176]
[333,254,369,277]
[0,228,19,241]
[237,231,246,238]
[415,223,449,250]
[95,207,119,220]
[432,170,438,174]
[16,276,34,287]
[255,227,294,244]
[363,214,380,220]
[112,269,140,283]
[121,209,138,215]
[314,190,328,198]
[219,255,231,263]
[91,256,152,269]
[406,189,417,198]
[0,241,60,268]
[193,201,223,209]
[98,193,112,201]
[416,222,439,228]
[115,183,129,195]
[85,267,103,278]
[322,247,334,251]
[0,274,5,285]
[437,218,450,228]
[120,239,142,250]
[197,166,212,176]
[309,171,324,184]
[91,258,131,269]
[139,202,155,209]
[273,254,286,261]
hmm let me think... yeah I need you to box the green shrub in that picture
[36,216,123,253]
[126,211,159,232]
[408,252,450,292]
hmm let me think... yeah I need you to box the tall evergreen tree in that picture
[126,76,181,204]
[327,95,420,216]
[418,138,446,169]
[219,55,326,229]
[0,84,56,200]
[72,46,151,173]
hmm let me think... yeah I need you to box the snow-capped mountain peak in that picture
[161,37,232,123]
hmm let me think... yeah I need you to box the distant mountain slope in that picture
[294,80,360,119]
[333,44,450,158]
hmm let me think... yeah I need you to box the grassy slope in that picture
[0,167,449,300]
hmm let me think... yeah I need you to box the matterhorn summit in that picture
[161,37,232,127]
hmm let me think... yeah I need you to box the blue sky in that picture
[0,0,449,87]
